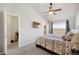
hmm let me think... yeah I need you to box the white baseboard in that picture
[19,40,35,48]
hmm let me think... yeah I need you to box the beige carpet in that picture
[7,42,50,55]
[7,41,18,51]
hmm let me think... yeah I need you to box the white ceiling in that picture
[29,3,79,22]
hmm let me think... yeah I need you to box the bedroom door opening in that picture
[7,14,19,51]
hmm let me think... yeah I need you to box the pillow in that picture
[65,31,74,41]
[71,33,79,44]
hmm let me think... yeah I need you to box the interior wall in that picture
[3,4,46,47]
[0,4,6,52]
[0,11,4,50]
[76,10,79,29]
[68,16,76,29]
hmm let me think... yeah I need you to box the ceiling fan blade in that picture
[54,8,62,12]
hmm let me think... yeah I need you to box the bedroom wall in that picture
[69,16,76,29]
[0,11,4,50]
[76,10,79,29]
[3,4,46,47]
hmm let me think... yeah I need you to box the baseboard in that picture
[19,40,35,48]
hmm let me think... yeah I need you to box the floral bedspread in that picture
[36,36,73,55]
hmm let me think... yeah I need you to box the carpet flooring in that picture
[7,42,50,55]
[7,41,18,51]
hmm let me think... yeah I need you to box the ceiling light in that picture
[49,12,53,15]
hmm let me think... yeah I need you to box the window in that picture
[53,21,66,35]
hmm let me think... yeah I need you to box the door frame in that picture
[6,12,20,50]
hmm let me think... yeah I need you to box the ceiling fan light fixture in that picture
[49,11,53,15]
[42,3,62,15]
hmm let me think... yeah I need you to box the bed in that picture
[35,31,79,55]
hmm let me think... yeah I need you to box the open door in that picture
[7,14,19,51]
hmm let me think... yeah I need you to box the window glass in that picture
[53,21,66,35]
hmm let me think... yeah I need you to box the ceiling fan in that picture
[43,3,62,15]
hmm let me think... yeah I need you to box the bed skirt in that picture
[36,44,59,55]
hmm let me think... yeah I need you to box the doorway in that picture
[7,13,19,51]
